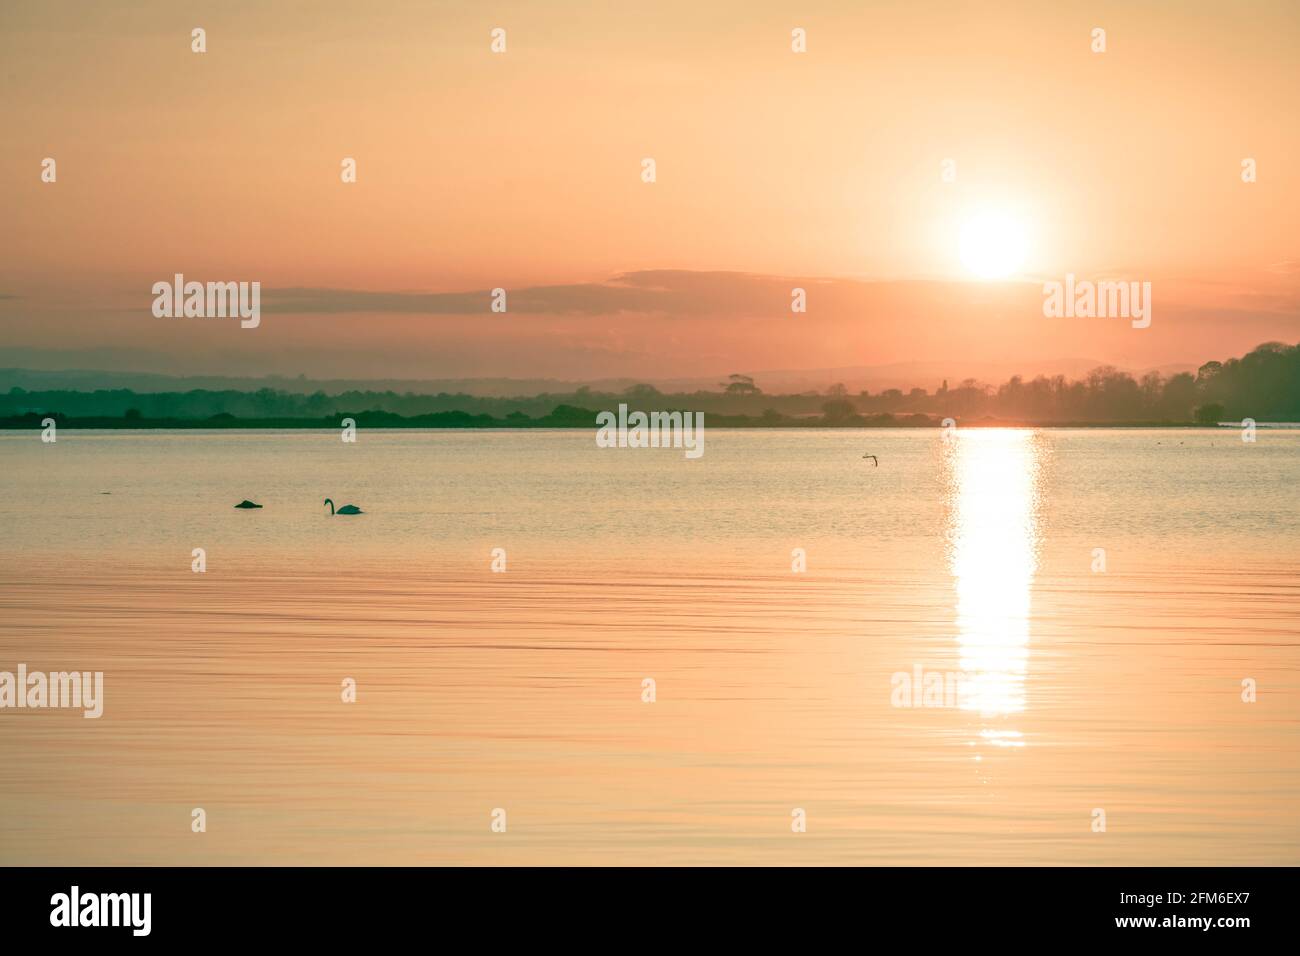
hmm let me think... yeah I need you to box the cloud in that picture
[260,271,860,317]
[7,270,1299,386]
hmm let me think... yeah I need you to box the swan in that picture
[234,499,263,509]
[324,498,363,515]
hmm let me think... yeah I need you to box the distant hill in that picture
[0,357,1197,399]
[0,368,636,398]
[3,342,1296,424]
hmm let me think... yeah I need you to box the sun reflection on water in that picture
[945,429,1044,739]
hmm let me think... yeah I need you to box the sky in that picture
[1,0,1298,386]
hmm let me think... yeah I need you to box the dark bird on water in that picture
[234,499,262,509]
[862,454,878,466]
[324,498,363,515]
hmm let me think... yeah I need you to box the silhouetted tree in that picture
[723,374,761,395]
[1194,403,1225,424]
[820,399,858,423]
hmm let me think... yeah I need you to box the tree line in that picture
[3,341,1296,426]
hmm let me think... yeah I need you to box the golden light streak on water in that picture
[946,429,1043,739]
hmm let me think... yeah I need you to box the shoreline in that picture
[2,418,1281,431]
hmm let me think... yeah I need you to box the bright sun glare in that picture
[959,211,1028,280]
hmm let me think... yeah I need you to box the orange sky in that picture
[2,0,1297,384]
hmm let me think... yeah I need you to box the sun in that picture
[959,210,1028,280]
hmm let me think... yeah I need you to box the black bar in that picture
[3,866,1289,943]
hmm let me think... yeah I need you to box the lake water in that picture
[1,427,1298,864]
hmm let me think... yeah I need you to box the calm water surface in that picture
[1,428,1297,864]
